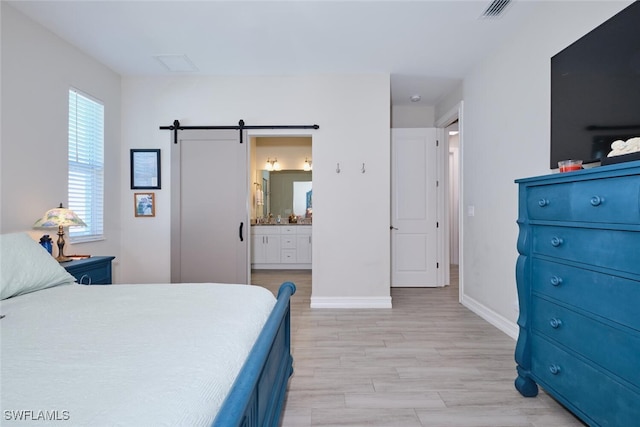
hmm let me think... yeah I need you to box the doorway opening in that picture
[437,102,463,302]
[249,135,313,285]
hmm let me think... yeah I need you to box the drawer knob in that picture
[549,364,561,375]
[538,198,549,207]
[550,276,563,286]
[550,237,563,247]
[590,195,603,206]
[79,274,92,285]
[549,318,562,329]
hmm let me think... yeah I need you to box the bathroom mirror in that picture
[260,170,311,218]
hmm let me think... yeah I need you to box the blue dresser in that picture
[515,161,640,426]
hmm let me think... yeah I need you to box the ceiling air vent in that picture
[481,0,512,19]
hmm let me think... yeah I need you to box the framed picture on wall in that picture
[130,149,161,189]
[134,192,155,217]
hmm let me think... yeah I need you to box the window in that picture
[68,88,104,242]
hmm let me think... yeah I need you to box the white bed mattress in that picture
[0,283,276,426]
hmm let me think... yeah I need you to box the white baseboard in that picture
[310,296,392,309]
[460,294,518,340]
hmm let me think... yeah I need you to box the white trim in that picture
[310,296,392,309]
[435,101,464,302]
[244,128,317,289]
[461,294,518,340]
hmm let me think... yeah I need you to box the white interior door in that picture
[391,128,439,287]
[171,130,248,284]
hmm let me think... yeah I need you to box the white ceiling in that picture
[7,0,541,106]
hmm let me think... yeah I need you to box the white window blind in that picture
[68,89,104,242]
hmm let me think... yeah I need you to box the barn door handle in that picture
[239,222,244,242]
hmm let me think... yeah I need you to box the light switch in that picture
[467,205,475,217]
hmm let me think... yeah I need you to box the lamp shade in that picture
[33,203,86,229]
[33,203,86,263]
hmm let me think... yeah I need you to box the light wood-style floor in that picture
[252,268,585,427]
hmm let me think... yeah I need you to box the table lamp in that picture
[33,203,87,262]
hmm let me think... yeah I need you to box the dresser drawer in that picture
[281,236,296,249]
[527,176,640,224]
[281,250,297,263]
[532,225,640,275]
[527,183,572,221]
[532,297,640,387]
[280,226,297,235]
[296,226,312,236]
[77,264,110,285]
[531,334,640,427]
[63,256,115,285]
[252,226,280,235]
[532,259,640,331]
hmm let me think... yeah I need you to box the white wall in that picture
[435,84,463,124]
[0,4,123,279]
[391,105,435,128]
[255,137,312,172]
[1,3,391,305]
[455,0,633,337]
[120,75,392,305]
[6,0,630,315]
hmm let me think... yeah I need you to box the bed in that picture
[0,233,295,426]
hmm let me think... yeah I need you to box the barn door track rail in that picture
[160,119,320,144]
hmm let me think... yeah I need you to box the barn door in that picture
[171,130,248,284]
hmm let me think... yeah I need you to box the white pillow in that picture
[0,232,76,299]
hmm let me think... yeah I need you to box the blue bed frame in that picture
[212,282,296,427]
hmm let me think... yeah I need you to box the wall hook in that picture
[361,163,366,173]
[336,163,341,173]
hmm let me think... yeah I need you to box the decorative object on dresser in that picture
[62,256,115,285]
[33,203,87,262]
[601,137,640,166]
[514,161,640,426]
[38,234,53,254]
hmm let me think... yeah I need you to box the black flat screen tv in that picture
[550,1,640,169]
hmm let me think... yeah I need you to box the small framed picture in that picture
[134,192,155,217]
[130,149,161,189]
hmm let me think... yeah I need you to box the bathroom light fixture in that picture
[410,94,421,102]
[265,158,281,171]
[303,157,312,171]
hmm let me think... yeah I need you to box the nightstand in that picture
[63,256,115,285]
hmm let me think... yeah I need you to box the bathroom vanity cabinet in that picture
[251,225,311,269]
